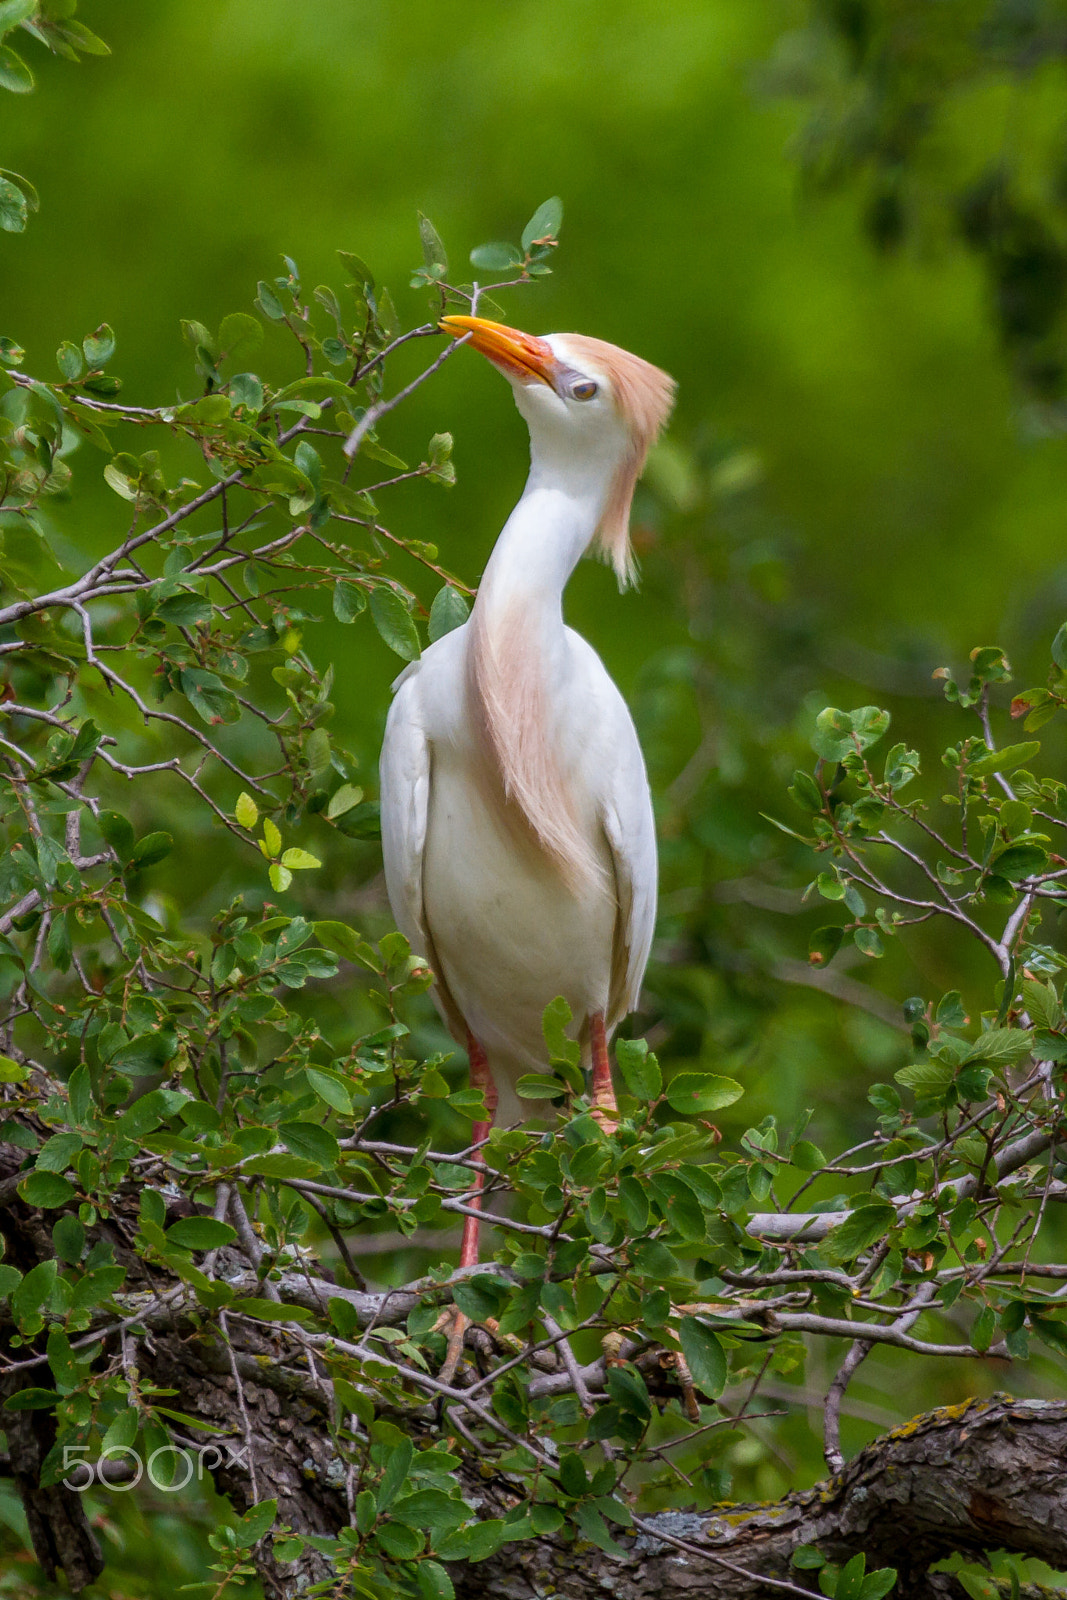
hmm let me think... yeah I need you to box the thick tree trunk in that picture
[455,1394,1067,1600]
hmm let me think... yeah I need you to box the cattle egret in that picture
[379,316,674,1357]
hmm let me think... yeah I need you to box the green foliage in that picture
[5,9,1067,1597]
[766,0,1067,412]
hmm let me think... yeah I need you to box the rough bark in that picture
[457,1394,1067,1600]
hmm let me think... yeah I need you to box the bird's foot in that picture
[670,1350,701,1423]
[589,1013,618,1132]
[434,1304,470,1384]
[590,1088,619,1133]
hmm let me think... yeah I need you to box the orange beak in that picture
[439,314,558,387]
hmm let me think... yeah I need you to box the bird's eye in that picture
[570,379,598,401]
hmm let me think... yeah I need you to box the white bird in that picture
[379,315,674,1301]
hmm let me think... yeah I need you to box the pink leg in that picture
[590,1012,618,1131]
[458,1028,497,1269]
[441,1029,497,1380]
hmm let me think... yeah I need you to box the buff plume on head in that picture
[439,315,676,586]
[555,332,676,585]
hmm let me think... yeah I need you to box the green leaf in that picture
[954,1570,999,1600]
[0,2,35,38]
[230,371,265,412]
[82,324,115,367]
[789,770,824,812]
[792,1140,826,1171]
[314,920,376,966]
[18,1170,73,1208]
[835,1553,868,1600]
[1022,978,1060,1031]
[35,1131,80,1172]
[110,1032,178,1076]
[101,1405,138,1453]
[515,1073,566,1100]
[665,1073,743,1115]
[333,580,366,623]
[962,1028,1033,1067]
[131,831,173,869]
[326,783,363,820]
[57,18,110,56]
[521,196,564,252]
[377,1435,413,1511]
[46,1327,80,1391]
[424,431,455,489]
[279,1120,339,1168]
[56,340,84,381]
[677,1316,727,1397]
[469,241,524,271]
[417,1560,455,1600]
[280,848,321,871]
[854,927,884,958]
[428,585,469,643]
[235,792,259,829]
[230,1299,316,1327]
[67,1065,90,1123]
[858,1569,898,1600]
[158,590,212,627]
[792,1546,827,1570]
[936,990,967,1027]
[542,995,580,1068]
[3,1388,59,1410]
[11,1259,57,1326]
[218,312,263,363]
[812,705,889,761]
[822,1201,895,1263]
[181,667,240,725]
[571,1502,626,1556]
[103,462,136,500]
[435,1518,507,1562]
[165,1218,236,1251]
[338,249,375,288]
[236,1497,278,1546]
[895,1060,954,1095]
[0,43,32,93]
[992,843,1048,880]
[810,899,854,950]
[369,585,420,660]
[649,1172,705,1241]
[615,1037,662,1100]
[263,817,282,855]
[454,1274,510,1321]
[618,1174,650,1231]
[306,1067,352,1115]
[0,1055,28,1083]
[53,1214,84,1266]
[418,212,448,274]
[98,809,135,859]
[0,173,27,230]
[256,280,286,320]
[967,741,1040,778]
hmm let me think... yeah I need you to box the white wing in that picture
[563,635,657,1028]
[379,667,431,958]
[601,712,658,1025]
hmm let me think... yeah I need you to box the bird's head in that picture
[440,314,675,585]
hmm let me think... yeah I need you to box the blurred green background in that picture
[7,0,1067,1590]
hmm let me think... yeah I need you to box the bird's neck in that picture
[475,460,609,626]
[465,458,613,889]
